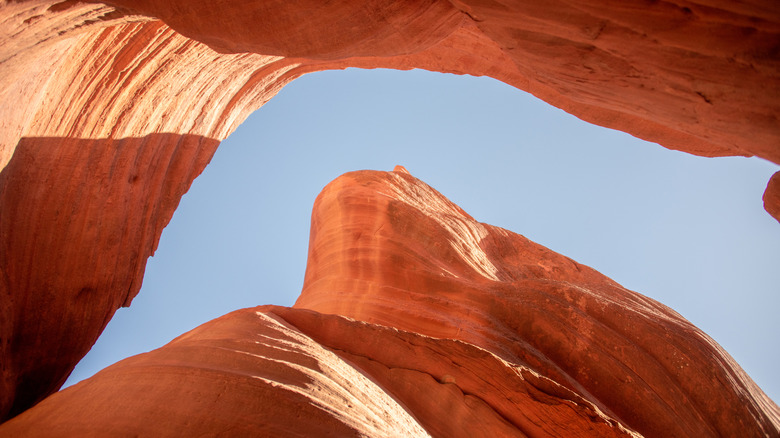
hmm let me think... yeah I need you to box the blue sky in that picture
[65,68,780,403]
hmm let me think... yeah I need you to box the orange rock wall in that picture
[98,0,780,161]
[0,306,639,438]
[294,169,780,437]
[0,307,433,437]
[0,0,778,428]
[0,3,305,417]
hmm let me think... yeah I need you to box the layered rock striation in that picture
[0,0,778,427]
[296,168,780,437]
[1,168,777,437]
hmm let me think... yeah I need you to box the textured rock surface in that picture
[1,169,777,437]
[764,172,780,223]
[0,3,302,418]
[296,168,780,437]
[0,307,432,438]
[0,134,220,419]
[101,0,780,161]
[1,0,779,425]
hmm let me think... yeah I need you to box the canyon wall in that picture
[0,0,778,431]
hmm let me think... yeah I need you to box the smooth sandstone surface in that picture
[764,172,780,222]
[0,306,637,437]
[0,0,778,429]
[1,168,777,437]
[0,306,433,438]
[295,168,780,437]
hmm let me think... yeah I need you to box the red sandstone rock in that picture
[0,305,640,437]
[764,172,780,223]
[1,0,779,424]
[0,9,302,418]
[1,169,777,437]
[93,0,780,163]
[0,307,432,437]
[0,134,221,419]
[295,169,780,437]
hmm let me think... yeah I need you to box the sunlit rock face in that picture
[1,168,777,437]
[0,0,778,426]
[296,168,779,437]
[0,306,434,438]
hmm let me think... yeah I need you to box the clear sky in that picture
[64,68,780,403]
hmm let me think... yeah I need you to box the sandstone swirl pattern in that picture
[0,0,778,433]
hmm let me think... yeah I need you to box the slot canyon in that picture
[0,0,778,436]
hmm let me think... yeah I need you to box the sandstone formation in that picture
[119,0,780,161]
[0,0,778,429]
[764,172,780,223]
[1,168,777,437]
[0,307,433,438]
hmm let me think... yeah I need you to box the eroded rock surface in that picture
[764,172,780,223]
[1,169,777,437]
[295,168,780,437]
[0,307,432,438]
[0,0,778,426]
